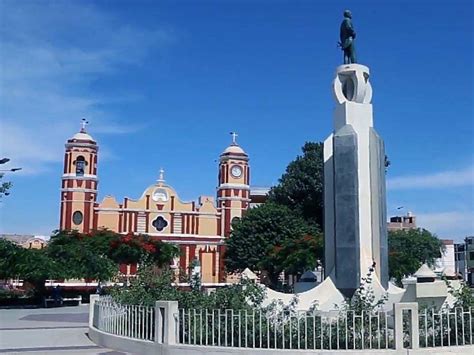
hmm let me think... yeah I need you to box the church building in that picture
[59,123,259,284]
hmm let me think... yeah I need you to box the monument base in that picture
[324,63,388,297]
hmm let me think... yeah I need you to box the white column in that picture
[393,302,419,350]
[155,301,179,345]
[89,294,100,329]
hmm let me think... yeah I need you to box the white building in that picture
[434,239,456,277]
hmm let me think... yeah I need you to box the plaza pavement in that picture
[0,304,131,354]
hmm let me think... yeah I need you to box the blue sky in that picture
[0,0,472,240]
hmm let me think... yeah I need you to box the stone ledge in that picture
[88,325,474,355]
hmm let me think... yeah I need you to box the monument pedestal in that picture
[324,64,388,297]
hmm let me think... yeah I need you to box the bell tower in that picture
[60,119,99,233]
[217,132,250,237]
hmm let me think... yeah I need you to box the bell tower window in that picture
[75,156,86,176]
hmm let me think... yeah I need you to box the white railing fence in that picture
[418,307,473,348]
[177,308,393,350]
[93,296,155,341]
[90,296,474,351]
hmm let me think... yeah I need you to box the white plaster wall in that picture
[434,244,455,275]
[261,277,345,311]
[323,133,335,278]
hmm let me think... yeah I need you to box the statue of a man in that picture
[339,10,357,64]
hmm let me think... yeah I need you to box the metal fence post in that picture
[155,301,179,345]
[410,304,419,350]
[89,294,100,329]
[393,302,419,350]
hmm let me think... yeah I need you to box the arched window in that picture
[75,156,85,176]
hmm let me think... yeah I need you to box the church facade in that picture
[59,125,257,283]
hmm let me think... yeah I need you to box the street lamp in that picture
[0,158,22,179]
[0,168,22,173]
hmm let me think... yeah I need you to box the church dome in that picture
[71,131,95,142]
[222,144,246,155]
[68,119,96,143]
[221,132,248,157]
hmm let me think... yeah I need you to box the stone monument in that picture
[324,25,388,296]
[260,13,458,311]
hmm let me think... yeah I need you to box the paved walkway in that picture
[0,305,130,354]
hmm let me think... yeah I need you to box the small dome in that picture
[71,131,95,142]
[222,144,246,155]
[221,132,248,158]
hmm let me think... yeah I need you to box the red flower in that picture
[122,235,133,243]
[142,243,156,254]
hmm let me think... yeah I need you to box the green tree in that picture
[388,228,443,285]
[0,180,12,199]
[267,234,323,277]
[1,230,180,295]
[0,238,23,280]
[225,203,319,287]
[47,230,117,282]
[47,230,180,281]
[16,248,61,295]
[267,142,324,228]
[108,232,180,267]
[0,239,61,295]
[110,264,265,310]
[445,278,474,309]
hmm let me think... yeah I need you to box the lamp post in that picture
[0,158,22,198]
[0,168,22,172]
[0,157,21,176]
[0,168,22,178]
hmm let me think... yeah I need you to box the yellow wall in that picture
[96,183,221,237]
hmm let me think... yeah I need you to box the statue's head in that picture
[343,10,352,19]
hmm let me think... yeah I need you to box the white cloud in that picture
[0,1,174,174]
[417,211,474,241]
[387,165,474,190]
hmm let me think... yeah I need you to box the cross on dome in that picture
[80,118,89,133]
[230,131,238,145]
[157,167,165,185]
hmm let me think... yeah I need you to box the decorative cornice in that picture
[217,183,250,190]
[220,154,249,161]
[217,197,251,202]
[163,240,224,245]
[61,188,97,193]
[61,199,95,203]
[219,206,248,211]
[142,233,223,239]
[62,174,98,180]
[95,207,221,216]
[65,142,98,149]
